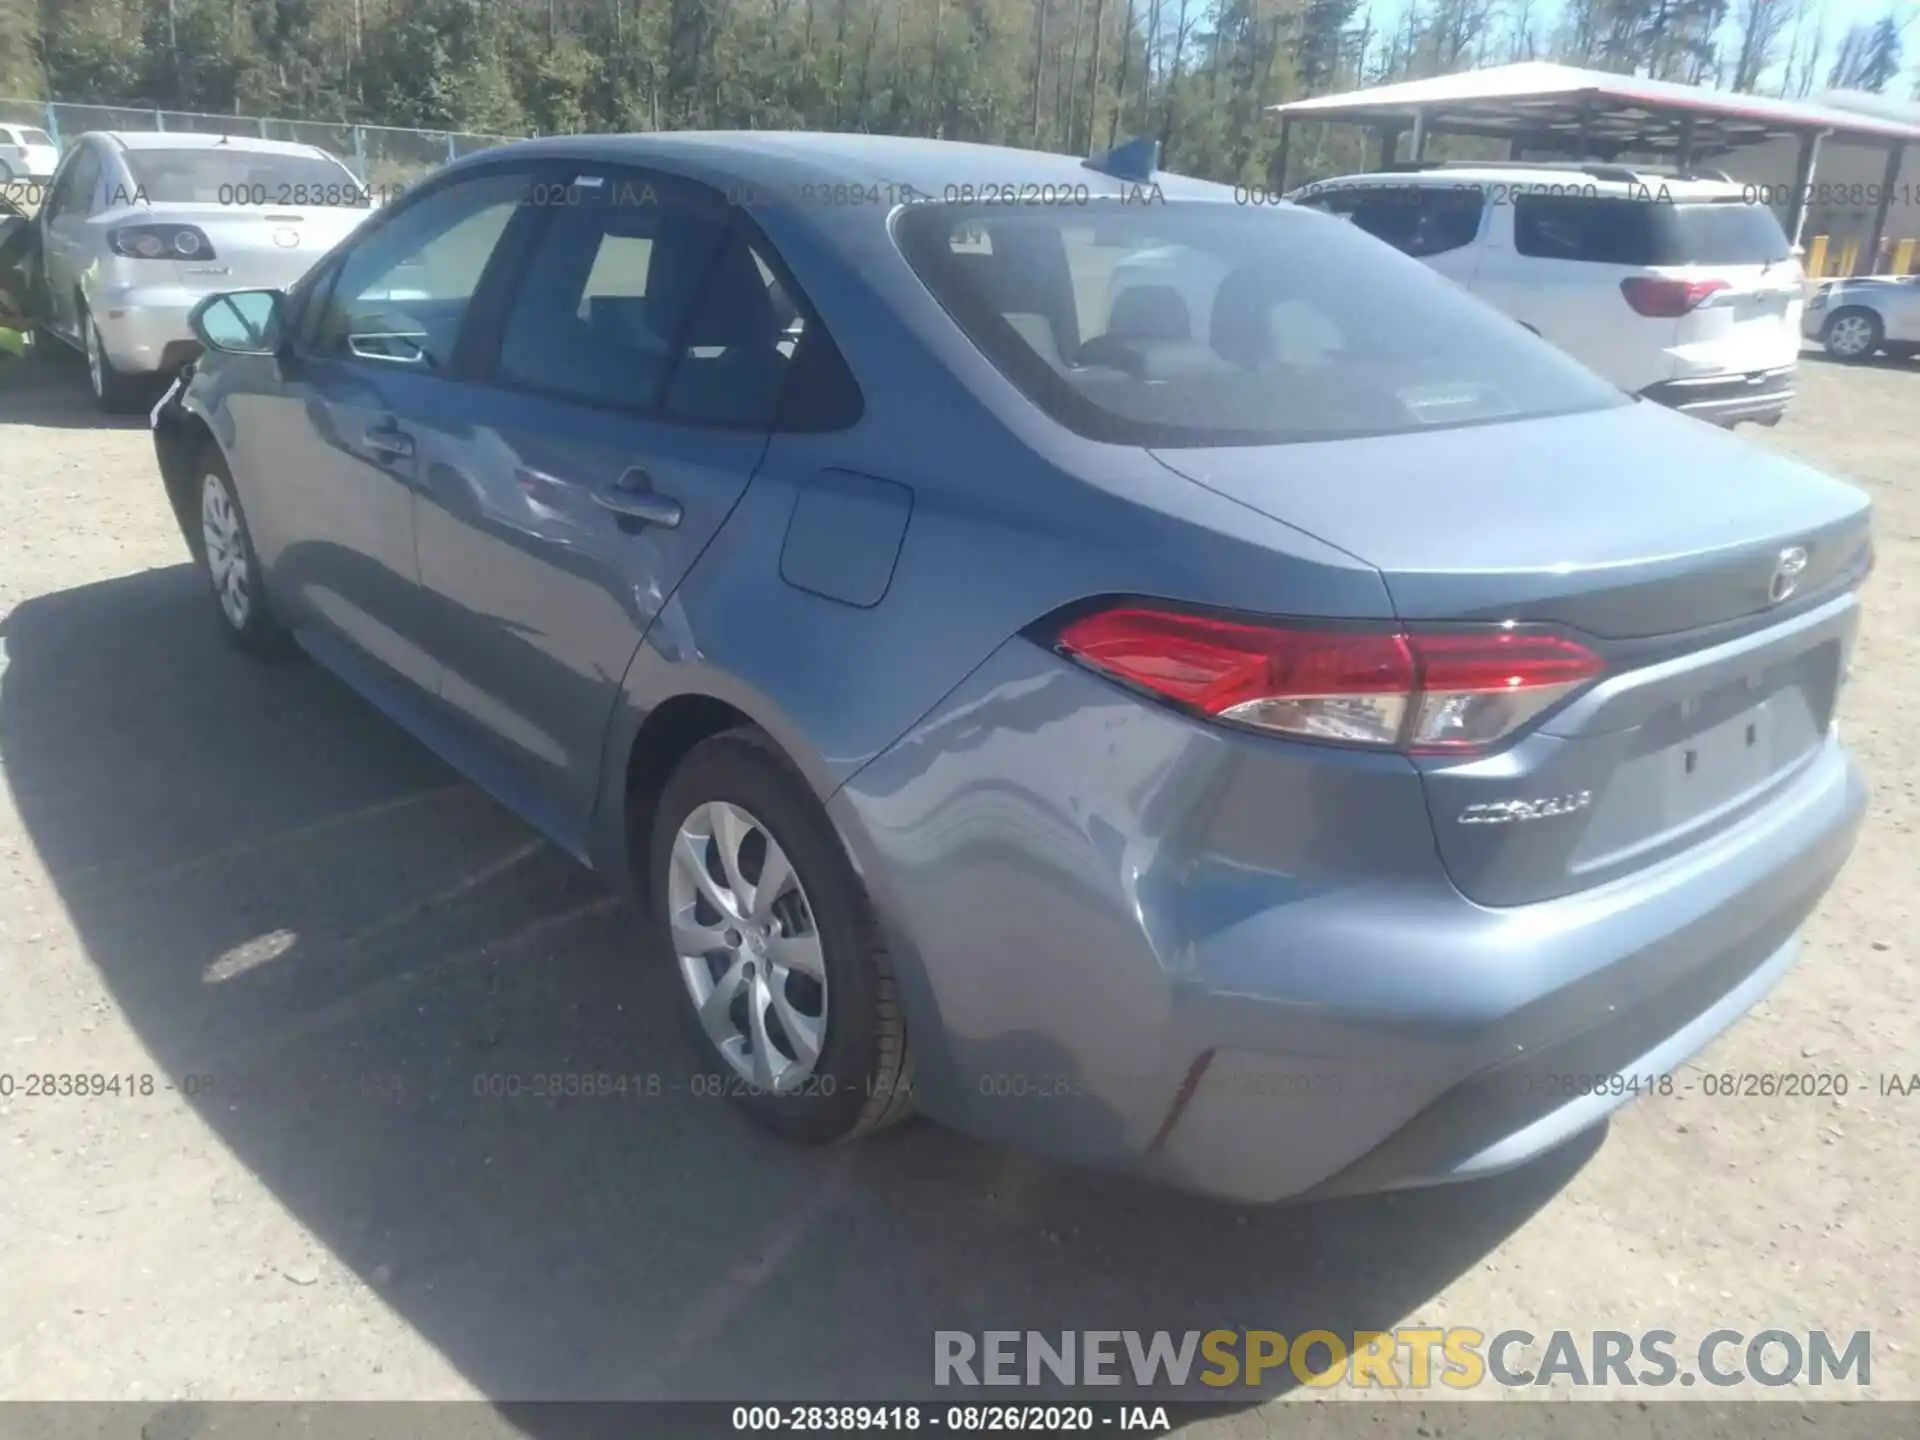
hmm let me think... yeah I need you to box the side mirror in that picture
[188,288,285,356]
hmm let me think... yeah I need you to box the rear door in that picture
[404,166,796,842]
[36,141,101,341]
[1474,191,1675,390]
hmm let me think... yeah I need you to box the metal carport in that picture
[1267,62,1920,260]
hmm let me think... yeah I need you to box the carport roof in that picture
[1267,62,1920,152]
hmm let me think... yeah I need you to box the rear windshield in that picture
[120,147,365,206]
[893,200,1624,447]
[1513,195,1792,266]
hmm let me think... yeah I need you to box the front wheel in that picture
[1822,306,1882,362]
[198,449,289,655]
[648,729,914,1144]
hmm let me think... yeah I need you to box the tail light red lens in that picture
[1052,606,1602,755]
[1620,276,1729,318]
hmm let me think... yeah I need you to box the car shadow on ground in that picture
[0,564,1601,1414]
[0,349,154,430]
[1799,347,1919,373]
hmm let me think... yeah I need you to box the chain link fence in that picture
[0,98,522,190]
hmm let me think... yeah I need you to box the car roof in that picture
[1307,165,1747,202]
[452,131,1232,221]
[85,130,341,162]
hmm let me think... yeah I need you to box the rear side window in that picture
[492,172,855,429]
[1514,194,1791,266]
[894,200,1622,447]
[1513,196,1662,264]
[1303,184,1484,258]
[20,129,52,146]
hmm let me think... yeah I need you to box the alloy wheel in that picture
[667,800,828,1092]
[1829,314,1875,358]
[201,472,251,630]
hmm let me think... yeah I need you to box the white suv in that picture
[1289,163,1804,426]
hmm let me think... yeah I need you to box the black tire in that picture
[647,727,914,1144]
[82,307,149,413]
[195,444,291,657]
[1822,306,1883,363]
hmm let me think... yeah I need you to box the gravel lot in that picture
[0,346,1915,1417]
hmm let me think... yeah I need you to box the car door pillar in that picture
[1786,128,1828,253]
[1866,141,1907,276]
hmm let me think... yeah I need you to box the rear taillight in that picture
[1050,606,1603,756]
[1620,276,1728,317]
[108,224,217,261]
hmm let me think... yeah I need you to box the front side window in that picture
[310,168,529,369]
[895,200,1623,447]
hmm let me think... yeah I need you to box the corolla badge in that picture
[1769,545,1809,604]
[1458,791,1592,825]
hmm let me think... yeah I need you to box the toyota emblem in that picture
[1769,545,1809,604]
[271,227,300,248]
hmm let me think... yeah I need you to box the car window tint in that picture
[119,148,365,207]
[1669,201,1792,265]
[311,169,528,370]
[1300,185,1482,258]
[895,200,1624,447]
[52,147,100,218]
[493,175,732,411]
[1513,195,1662,265]
[662,229,824,428]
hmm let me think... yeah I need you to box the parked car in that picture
[1290,163,1805,426]
[0,122,59,183]
[1804,273,1920,361]
[30,130,372,410]
[152,133,1869,1203]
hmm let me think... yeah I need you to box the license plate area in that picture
[1658,695,1799,826]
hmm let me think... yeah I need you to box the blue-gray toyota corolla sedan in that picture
[150,132,1872,1203]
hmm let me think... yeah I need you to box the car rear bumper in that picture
[89,284,210,375]
[1642,365,1796,424]
[832,639,1867,1203]
[1640,366,1795,426]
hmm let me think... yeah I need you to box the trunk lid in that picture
[1152,402,1871,905]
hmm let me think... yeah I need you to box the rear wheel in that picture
[1823,306,1882,362]
[648,728,914,1144]
[83,308,147,412]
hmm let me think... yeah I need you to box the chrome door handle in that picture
[593,468,682,529]
[363,425,414,461]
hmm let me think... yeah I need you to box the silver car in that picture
[1804,272,1920,362]
[31,130,372,410]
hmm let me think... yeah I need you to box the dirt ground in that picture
[0,346,1915,1420]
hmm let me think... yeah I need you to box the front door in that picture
[247,167,534,699]
[404,169,799,844]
